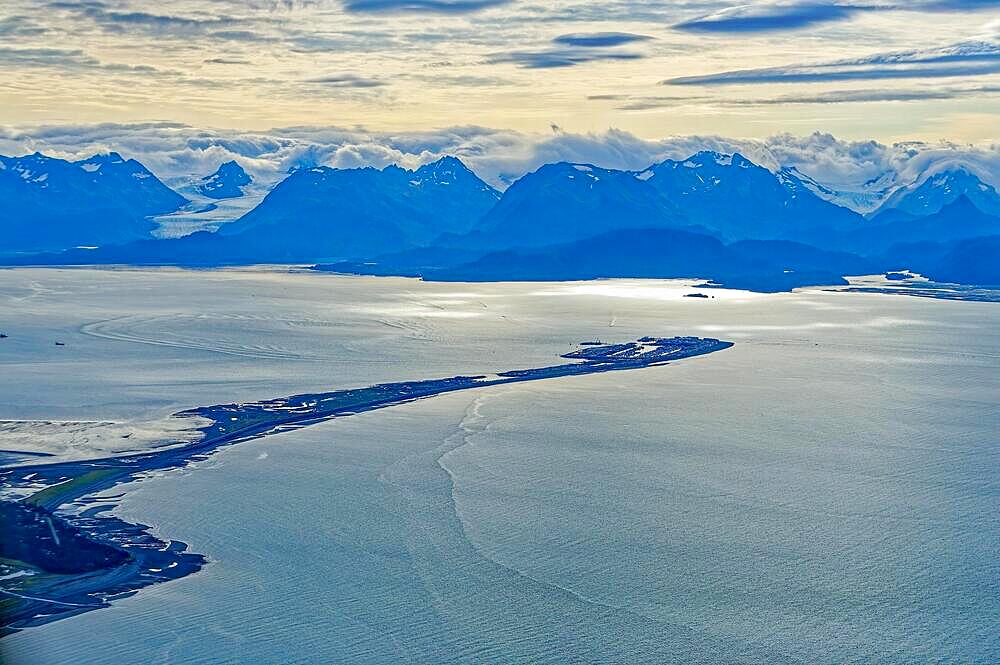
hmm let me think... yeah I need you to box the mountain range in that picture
[638,152,861,244]
[1,152,187,253]
[324,229,875,292]
[450,162,685,250]
[2,149,999,289]
[220,156,500,253]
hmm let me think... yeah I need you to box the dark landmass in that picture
[0,336,732,635]
[882,234,1000,287]
[314,228,862,293]
[831,284,1000,303]
[0,501,126,574]
[684,293,710,298]
[849,196,1000,254]
[920,235,1000,286]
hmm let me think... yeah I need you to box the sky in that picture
[1,1,999,195]
[1,1,998,140]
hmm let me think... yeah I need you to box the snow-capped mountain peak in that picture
[405,156,499,196]
[196,160,253,199]
[874,165,1000,218]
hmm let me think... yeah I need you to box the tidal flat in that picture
[1,268,998,664]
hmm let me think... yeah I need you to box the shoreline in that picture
[0,336,732,635]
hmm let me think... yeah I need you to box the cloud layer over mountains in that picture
[1,123,998,213]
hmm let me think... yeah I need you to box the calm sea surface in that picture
[1,268,998,663]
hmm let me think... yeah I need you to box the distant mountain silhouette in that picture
[318,228,868,292]
[0,152,186,253]
[883,234,1000,286]
[5,150,1000,291]
[430,228,734,281]
[638,152,862,244]
[851,195,1000,252]
[212,156,500,258]
[726,239,875,276]
[454,162,687,250]
[874,167,1000,219]
[926,235,1000,285]
[9,157,500,264]
[196,161,252,199]
[435,152,863,252]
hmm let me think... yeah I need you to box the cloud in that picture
[65,6,234,30]
[492,31,653,69]
[0,47,97,68]
[761,131,1000,211]
[604,85,1000,109]
[340,0,512,13]
[553,32,654,48]
[489,49,645,69]
[203,58,253,65]
[591,94,710,110]
[209,30,273,42]
[307,74,386,88]
[665,40,1000,85]
[728,85,1000,104]
[675,3,865,34]
[0,15,48,37]
[673,1,1000,34]
[408,73,511,87]
[8,0,999,138]
[0,46,166,74]
[46,2,271,40]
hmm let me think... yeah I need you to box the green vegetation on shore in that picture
[23,469,118,510]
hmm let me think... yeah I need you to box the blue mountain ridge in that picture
[1,152,187,253]
[922,235,1000,285]
[637,151,863,244]
[873,167,1000,220]
[3,149,1000,291]
[851,195,1000,253]
[456,162,688,249]
[211,156,501,258]
[320,229,874,292]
